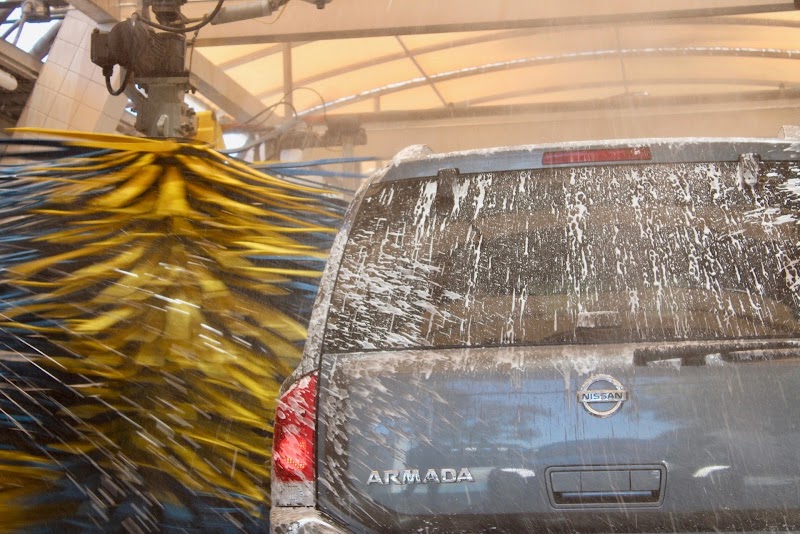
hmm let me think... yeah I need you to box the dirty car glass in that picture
[325,163,800,352]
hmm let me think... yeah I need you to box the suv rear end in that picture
[271,139,800,533]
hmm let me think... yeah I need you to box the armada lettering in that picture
[384,470,400,485]
[367,467,475,485]
[441,469,457,483]
[401,469,421,484]
[457,468,475,482]
[423,469,440,483]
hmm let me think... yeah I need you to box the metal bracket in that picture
[133,76,196,138]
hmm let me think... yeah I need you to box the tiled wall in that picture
[16,9,126,134]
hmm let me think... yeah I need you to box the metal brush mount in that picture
[90,0,332,138]
[90,1,193,138]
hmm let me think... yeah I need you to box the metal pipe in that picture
[0,7,15,25]
[29,19,61,60]
[195,2,799,46]
[304,85,800,125]
[11,11,27,45]
[282,41,292,107]
[1,20,20,40]
[0,67,18,90]
[296,46,800,119]
[210,0,273,25]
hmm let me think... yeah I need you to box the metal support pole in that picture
[282,42,293,110]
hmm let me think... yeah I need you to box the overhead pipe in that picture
[210,0,276,25]
[305,85,800,126]
[0,68,18,91]
[1,19,20,40]
[0,7,15,25]
[210,0,330,25]
[29,19,61,60]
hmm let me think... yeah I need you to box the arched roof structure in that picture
[10,0,800,159]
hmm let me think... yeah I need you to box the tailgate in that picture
[317,342,800,533]
[314,149,800,532]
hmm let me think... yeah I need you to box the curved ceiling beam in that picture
[238,77,795,129]
[225,14,800,81]
[459,77,794,107]
[189,1,798,46]
[296,46,800,118]
[217,41,312,70]
[253,16,800,100]
[310,85,800,125]
[255,28,533,99]
[698,14,800,27]
[199,13,800,50]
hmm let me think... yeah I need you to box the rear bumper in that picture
[270,507,347,534]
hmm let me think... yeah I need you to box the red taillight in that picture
[542,147,652,165]
[273,372,318,482]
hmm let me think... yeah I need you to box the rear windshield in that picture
[324,162,800,352]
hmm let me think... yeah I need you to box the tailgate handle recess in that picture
[547,465,665,508]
